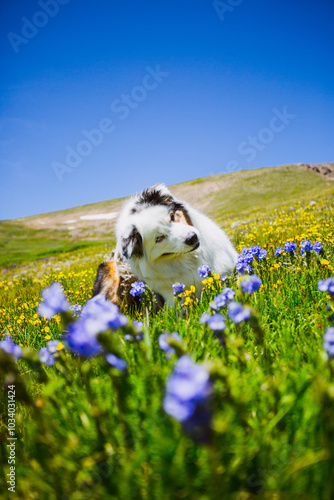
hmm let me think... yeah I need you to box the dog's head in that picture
[118,184,200,262]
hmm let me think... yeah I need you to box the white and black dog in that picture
[93,184,238,307]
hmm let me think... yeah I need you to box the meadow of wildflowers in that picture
[0,190,334,499]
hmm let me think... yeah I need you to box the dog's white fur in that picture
[115,184,238,306]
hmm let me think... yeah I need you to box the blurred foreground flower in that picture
[318,277,334,296]
[323,327,334,359]
[38,282,70,319]
[163,355,212,441]
[38,347,55,366]
[210,288,235,310]
[0,335,22,361]
[159,332,182,358]
[106,353,127,372]
[228,301,251,324]
[240,274,262,294]
[67,295,127,356]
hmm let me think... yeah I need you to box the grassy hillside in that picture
[1,164,333,269]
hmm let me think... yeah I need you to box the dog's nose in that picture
[185,232,199,246]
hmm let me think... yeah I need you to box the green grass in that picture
[0,170,334,499]
[0,220,110,268]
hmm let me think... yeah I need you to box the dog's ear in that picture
[121,225,143,260]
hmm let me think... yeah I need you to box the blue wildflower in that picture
[0,335,22,361]
[38,347,55,366]
[318,277,334,296]
[172,283,185,295]
[69,304,82,317]
[284,242,297,253]
[241,274,262,294]
[130,281,146,297]
[258,249,268,260]
[82,295,128,330]
[241,248,254,265]
[275,247,285,257]
[159,332,182,358]
[323,327,334,358]
[313,241,322,254]
[210,288,235,310]
[205,314,226,332]
[250,245,261,256]
[46,340,60,353]
[199,312,211,324]
[163,355,212,441]
[67,320,101,357]
[67,295,127,356]
[106,353,127,371]
[227,301,251,324]
[198,265,211,279]
[221,275,227,283]
[236,252,254,274]
[301,240,313,255]
[235,257,247,274]
[38,282,70,319]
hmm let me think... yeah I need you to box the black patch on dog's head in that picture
[136,185,192,224]
[136,185,174,207]
[121,225,143,260]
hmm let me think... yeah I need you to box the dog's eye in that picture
[170,212,175,222]
[155,235,166,243]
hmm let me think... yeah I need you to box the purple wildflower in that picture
[69,304,82,317]
[313,241,322,254]
[159,332,182,358]
[198,265,211,279]
[38,282,69,319]
[323,327,334,358]
[275,247,285,257]
[200,312,211,324]
[250,245,261,256]
[210,288,235,310]
[205,314,226,332]
[284,242,297,253]
[258,249,268,260]
[241,274,262,294]
[163,355,212,441]
[130,281,146,297]
[228,301,251,324]
[46,340,60,353]
[67,295,127,356]
[0,335,22,361]
[301,240,313,255]
[38,347,55,366]
[318,277,334,296]
[173,283,185,295]
[106,353,127,371]
[241,248,254,265]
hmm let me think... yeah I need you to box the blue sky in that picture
[1,0,333,220]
